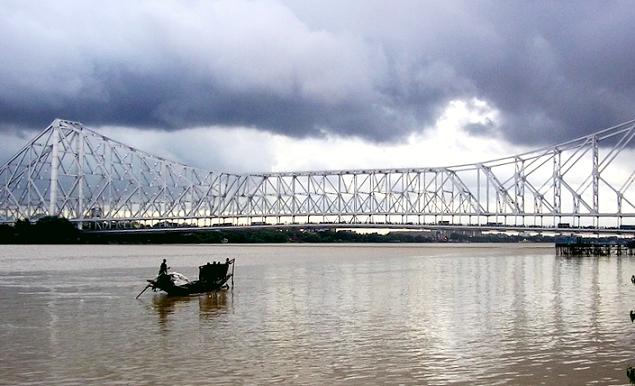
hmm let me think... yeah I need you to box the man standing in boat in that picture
[159,259,169,276]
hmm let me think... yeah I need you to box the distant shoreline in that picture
[1,216,559,245]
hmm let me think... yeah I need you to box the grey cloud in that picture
[1,0,634,145]
[464,119,496,137]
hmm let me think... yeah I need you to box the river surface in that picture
[1,243,634,385]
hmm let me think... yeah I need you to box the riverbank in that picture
[0,217,556,244]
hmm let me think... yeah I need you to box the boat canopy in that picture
[168,272,190,286]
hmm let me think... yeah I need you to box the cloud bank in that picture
[1,0,634,144]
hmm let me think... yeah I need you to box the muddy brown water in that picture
[1,243,634,385]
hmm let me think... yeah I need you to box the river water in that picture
[0,243,634,385]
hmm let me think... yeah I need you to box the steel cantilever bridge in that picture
[1,119,635,234]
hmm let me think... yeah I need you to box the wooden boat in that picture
[137,258,235,298]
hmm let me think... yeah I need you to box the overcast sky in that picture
[1,0,634,172]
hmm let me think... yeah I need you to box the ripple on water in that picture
[1,244,635,385]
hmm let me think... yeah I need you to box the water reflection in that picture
[151,294,187,327]
[151,291,229,326]
[198,291,228,317]
[4,244,635,384]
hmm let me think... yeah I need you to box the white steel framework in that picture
[1,119,634,232]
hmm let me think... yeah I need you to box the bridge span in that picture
[1,119,634,235]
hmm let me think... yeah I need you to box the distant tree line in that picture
[82,228,441,244]
[0,216,79,244]
[0,216,556,244]
[79,228,554,244]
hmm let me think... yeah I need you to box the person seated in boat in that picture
[159,259,169,276]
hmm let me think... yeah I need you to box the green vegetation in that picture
[0,217,555,244]
[0,217,78,244]
[82,228,439,244]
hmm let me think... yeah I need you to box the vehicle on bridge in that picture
[137,258,235,297]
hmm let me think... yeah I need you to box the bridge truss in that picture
[1,119,634,232]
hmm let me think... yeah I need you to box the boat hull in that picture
[148,274,232,296]
[140,259,235,297]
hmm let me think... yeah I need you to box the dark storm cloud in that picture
[456,1,635,143]
[1,0,634,144]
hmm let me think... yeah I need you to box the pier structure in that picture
[555,237,635,256]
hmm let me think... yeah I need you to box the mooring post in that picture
[231,258,235,288]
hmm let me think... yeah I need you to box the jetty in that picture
[555,236,635,256]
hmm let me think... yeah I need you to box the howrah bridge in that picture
[1,119,635,235]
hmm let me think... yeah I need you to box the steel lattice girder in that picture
[1,118,634,229]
